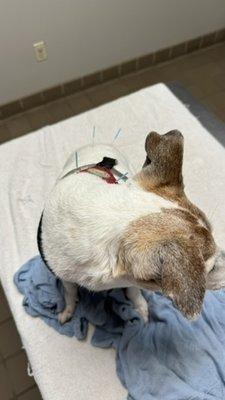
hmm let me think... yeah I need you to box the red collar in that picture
[80,165,118,184]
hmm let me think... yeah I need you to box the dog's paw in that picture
[135,298,149,323]
[58,305,75,324]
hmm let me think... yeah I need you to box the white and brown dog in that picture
[38,130,225,324]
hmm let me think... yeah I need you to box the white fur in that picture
[42,145,176,300]
[42,146,176,289]
[42,144,177,321]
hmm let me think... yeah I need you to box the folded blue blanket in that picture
[14,256,225,400]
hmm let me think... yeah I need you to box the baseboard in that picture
[0,27,225,120]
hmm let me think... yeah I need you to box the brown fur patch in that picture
[118,210,209,318]
[136,130,212,231]
[116,130,217,318]
[141,130,184,188]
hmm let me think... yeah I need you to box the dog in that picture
[38,130,225,324]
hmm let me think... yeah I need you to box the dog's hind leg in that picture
[126,287,149,323]
[58,281,78,324]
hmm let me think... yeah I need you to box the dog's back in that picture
[41,143,175,287]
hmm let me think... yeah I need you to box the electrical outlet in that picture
[33,41,47,62]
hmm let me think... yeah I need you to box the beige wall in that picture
[0,0,225,105]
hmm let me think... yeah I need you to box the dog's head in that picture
[116,130,225,319]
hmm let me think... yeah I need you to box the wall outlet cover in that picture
[33,41,48,62]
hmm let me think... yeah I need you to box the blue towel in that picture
[14,256,225,400]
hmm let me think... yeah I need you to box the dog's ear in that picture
[142,131,161,168]
[117,231,206,319]
[158,240,206,319]
[142,130,184,189]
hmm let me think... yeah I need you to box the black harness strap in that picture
[37,213,53,272]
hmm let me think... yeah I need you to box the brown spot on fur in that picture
[118,211,208,319]
[161,208,215,260]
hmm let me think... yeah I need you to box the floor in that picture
[0,42,225,400]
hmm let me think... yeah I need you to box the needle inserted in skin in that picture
[113,128,122,143]
[117,172,128,182]
[75,151,79,168]
[92,126,96,146]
